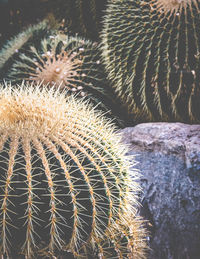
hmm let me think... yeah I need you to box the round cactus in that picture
[0,18,57,79]
[101,0,200,123]
[0,82,147,258]
[4,33,106,98]
[1,30,124,126]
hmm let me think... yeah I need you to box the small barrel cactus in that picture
[0,82,147,258]
[101,0,200,123]
[0,18,57,79]
[4,33,106,98]
[1,29,124,125]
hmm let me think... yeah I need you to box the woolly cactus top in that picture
[27,45,83,89]
[6,34,100,96]
[0,84,66,134]
[154,0,198,14]
[0,83,146,258]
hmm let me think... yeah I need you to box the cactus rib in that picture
[101,0,200,123]
[0,82,147,258]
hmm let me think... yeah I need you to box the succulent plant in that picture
[0,82,147,258]
[0,18,57,79]
[1,30,124,126]
[101,0,200,123]
[4,33,104,97]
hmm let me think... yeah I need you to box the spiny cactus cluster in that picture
[0,19,56,79]
[0,23,125,126]
[101,0,200,123]
[3,32,107,99]
[0,83,147,258]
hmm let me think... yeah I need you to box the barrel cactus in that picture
[101,0,200,123]
[4,33,106,98]
[0,82,147,258]
[0,18,57,79]
[1,30,124,125]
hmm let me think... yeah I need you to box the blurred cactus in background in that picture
[101,0,200,123]
[0,83,147,258]
[0,0,108,43]
[41,0,108,41]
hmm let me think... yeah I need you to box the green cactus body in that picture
[1,30,124,126]
[0,83,147,258]
[0,19,57,79]
[4,33,106,98]
[101,0,200,123]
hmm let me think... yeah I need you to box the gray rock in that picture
[120,123,200,259]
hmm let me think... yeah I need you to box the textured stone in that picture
[120,123,200,259]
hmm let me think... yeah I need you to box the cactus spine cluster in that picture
[3,33,106,99]
[101,0,200,123]
[0,19,56,79]
[0,26,124,125]
[0,83,147,258]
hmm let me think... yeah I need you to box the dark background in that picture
[0,0,47,47]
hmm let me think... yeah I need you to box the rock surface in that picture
[120,123,200,259]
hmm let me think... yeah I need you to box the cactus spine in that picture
[4,33,104,97]
[0,82,147,258]
[101,0,200,123]
[0,19,57,79]
[1,30,124,125]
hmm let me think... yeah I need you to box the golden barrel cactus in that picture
[5,33,108,101]
[101,0,200,123]
[0,27,124,126]
[0,82,147,258]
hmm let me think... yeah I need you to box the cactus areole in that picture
[0,28,124,126]
[5,33,104,98]
[0,83,146,258]
[101,0,200,123]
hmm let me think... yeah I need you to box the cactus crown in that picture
[6,34,100,96]
[153,0,198,15]
[1,30,125,126]
[0,82,146,258]
[26,45,82,90]
[0,83,66,134]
